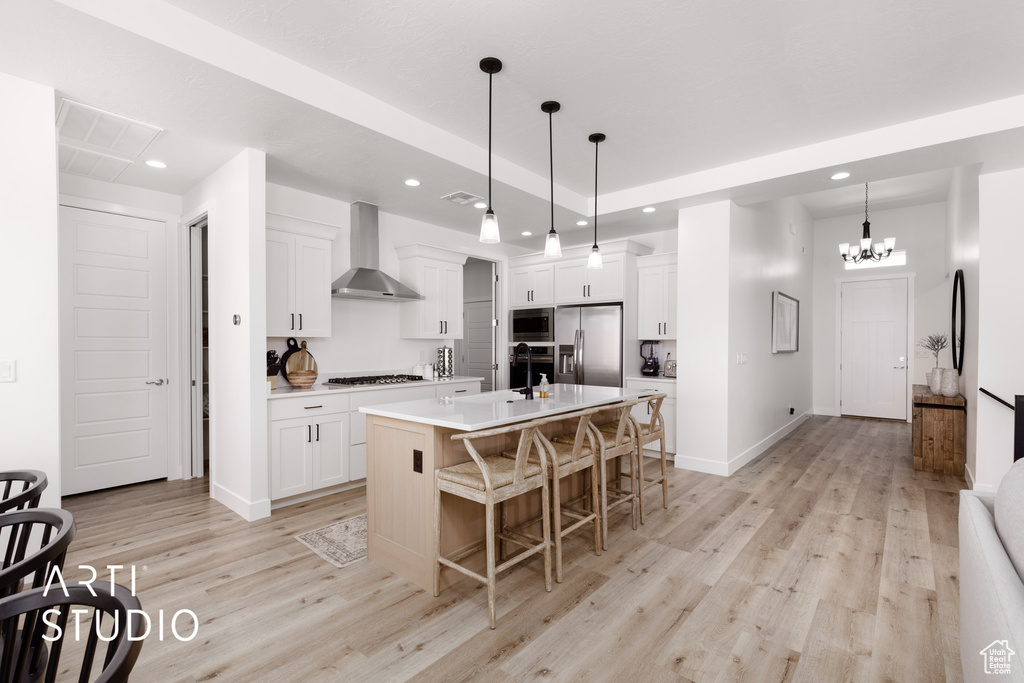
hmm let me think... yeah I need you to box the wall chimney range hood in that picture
[331,202,424,302]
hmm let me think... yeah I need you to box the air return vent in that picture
[56,99,162,182]
[440,191,484,206]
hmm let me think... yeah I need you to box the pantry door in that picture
[840,278,909,420]
[60,206,169,495]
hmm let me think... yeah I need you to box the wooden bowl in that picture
[287,370,318,389]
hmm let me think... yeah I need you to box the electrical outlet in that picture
[0,361,14,383]
[413,449,423,474]
[789,405,795,415]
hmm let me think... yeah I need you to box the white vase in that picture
[940,368,959,397]
[929,368,943,394]
[925,372,932,387]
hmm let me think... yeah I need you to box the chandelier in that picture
[839,183,895,264]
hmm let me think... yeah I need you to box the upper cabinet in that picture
[510,263,555,307]
[554,255,624,305]
[266,216,335,338]
[636,254,678,340]
[397,245,468,340]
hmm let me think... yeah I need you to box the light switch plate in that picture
[0,360,16,382]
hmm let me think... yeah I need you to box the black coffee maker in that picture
[640,341,660,377]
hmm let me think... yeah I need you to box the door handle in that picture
[307,425,311,443]
[291,313,295,330]
[587,285,591,298]
[579,330,585,384]
[894,365,907,369]
[316,423,320,442]
[145,379,165,386]
[299,313,303,330]
[573,330,580,384]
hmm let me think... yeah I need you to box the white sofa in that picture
[960,460,1024,682]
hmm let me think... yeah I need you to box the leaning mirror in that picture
[951,269,965,376]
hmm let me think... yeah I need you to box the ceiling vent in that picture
[55,99,162,182]
[440,191,484,206]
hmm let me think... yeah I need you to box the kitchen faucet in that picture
[512,342,534,400]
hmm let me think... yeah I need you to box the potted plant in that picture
[918,333,948,392]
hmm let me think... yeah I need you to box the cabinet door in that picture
[555,260,587,304]
[266,230,296,337]
[510,267,533,308]
[402,259,443,338]
[295,235,332,337]
[662,398,676,454]
[664,265,678,340]
[530,264,555,305]
[637,266,666,339]
[312,412,349,489]
[270,417,313,499]
[441,262,464,339]
[586,255,623,302]
[349,443,367,481]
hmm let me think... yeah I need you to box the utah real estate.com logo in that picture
[981,640,1015,675]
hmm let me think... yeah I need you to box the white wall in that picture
[265,184,527,375]
[0,74,61,508]
[183,149,268,520]
[811,202,947,414]
[675,202,731,474]
[727,197,814,466]
[946,166,981,485]
[975,167,1024,491]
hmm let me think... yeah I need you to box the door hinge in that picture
[492,318,497,327]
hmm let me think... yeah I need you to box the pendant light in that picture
[839,182,895,263]
[541,101,562,258]
[587,133,606,269]
[479,57,502,244]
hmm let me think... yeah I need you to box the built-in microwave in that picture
[511,307,555,343]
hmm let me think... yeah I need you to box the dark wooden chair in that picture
[0,509,76,600]
[0,472,47,514]
[0,582,144,683]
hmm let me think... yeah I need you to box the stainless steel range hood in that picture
[331,202,423,301]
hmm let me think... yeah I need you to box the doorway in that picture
[456,258,497,391]
[839,276,911,420]
[188,218,209,478]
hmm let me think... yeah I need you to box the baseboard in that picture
[813,407,836,416]
[726,412,811,476]
[270,480,366,510]
[212,483,271,521]
[965,465,976,490]
[673,455,729,477]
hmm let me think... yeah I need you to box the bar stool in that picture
[434,419,552,629]
[501,407,602,583]
[0,470,47,513]
[555,399,641,550]
[630,393,669,524]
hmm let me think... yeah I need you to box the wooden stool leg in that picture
[433,483,441,597]
[590,464,601,556]
[637,438,646,525]
[552,470,563,583]
[540,474,553,593]
[659,435,668,509]
[485,500,497,629]
[600,454,610,551]
[499,499,507,562]
[629,449,638,530]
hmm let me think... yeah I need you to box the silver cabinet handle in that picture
[145,379,165,386]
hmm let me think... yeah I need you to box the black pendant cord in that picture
[487,71,493,210]
[862,182,870,242]
[592,137,600,248]
[548,110,554,231]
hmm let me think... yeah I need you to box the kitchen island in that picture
[360,384,646,590]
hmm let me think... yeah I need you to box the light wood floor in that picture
[62,415,966,682]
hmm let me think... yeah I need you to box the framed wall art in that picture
[772,291,799,353]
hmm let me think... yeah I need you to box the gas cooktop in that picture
[324,374,426,387]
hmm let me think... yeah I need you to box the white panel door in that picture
[270,417,313,499]
[461,301,495,391]
[60,206,169,495]
[840,278,909,420]
[637,266,666,338]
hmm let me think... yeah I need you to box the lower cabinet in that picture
[624,378,677,455]
[269,394,351,501]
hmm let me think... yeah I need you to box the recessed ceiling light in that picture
[521,231,532,236]
[404,178,421,187]
[145,160,167,169]
[830,171,850,180]
[576,220,588,226]
[642,207,656,213]
[474,201,487,209]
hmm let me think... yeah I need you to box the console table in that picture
[912,383,965,476]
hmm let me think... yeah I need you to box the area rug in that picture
[295,514,367,569]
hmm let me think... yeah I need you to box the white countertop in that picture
[624,375,677,383]
[360,383,647,431]
[268,375,483,400]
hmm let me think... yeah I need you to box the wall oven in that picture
[511,307,555,343]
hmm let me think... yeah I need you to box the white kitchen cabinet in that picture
[435,380,482,398]
[266,228,332,337]
[637,255,678,340]
[397,245,468,340]
[510,263,555,307]
[269,394,350,500]
[554,254,624,304]
[624,378,677,455]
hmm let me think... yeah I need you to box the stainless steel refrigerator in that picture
[555,304,623,387]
